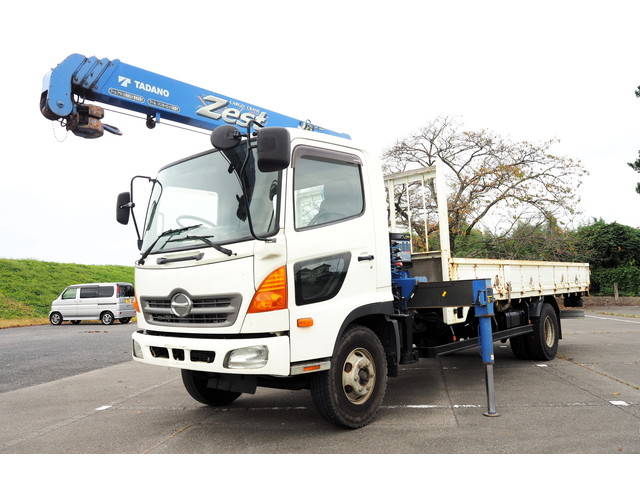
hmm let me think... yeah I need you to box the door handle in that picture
[358,255,375,262]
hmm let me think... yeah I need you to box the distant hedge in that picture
[590,266,640,296]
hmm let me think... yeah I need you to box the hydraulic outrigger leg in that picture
[474,280,500,417]
[408,278,502,417]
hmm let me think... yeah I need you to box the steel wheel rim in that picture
[51,314,61,324]
[543,315,555,348]
[342,347,376,405]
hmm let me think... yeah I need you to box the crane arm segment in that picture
[41,54,350,139]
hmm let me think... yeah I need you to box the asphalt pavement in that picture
[0,322,137,393]
[0,308,639,453]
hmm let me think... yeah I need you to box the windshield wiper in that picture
[136,224,202,265]
[165,234,235,257]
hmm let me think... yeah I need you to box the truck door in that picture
[286,145,378,362]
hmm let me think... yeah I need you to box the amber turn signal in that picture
[297,317,314,328]
[248,266,288,313]
[133,297,141,313]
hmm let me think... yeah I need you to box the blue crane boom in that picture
[41,54,350,139]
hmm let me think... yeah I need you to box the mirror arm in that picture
[239,121,274,243]
[128,175,156,249]
[238,120,263,178]
[237,174,275,244]
[210,123,275,244]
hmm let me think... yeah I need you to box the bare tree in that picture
[383,117,587,251]
[629,150,640,194]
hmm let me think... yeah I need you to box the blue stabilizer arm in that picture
[41,54,350,139]
[472,279,499,416]
[473,279,495,364]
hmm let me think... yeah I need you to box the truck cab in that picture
[130,129,394,425]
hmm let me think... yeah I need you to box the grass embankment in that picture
[0,258,134,327]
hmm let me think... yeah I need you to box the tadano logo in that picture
[116,75,170,97]
[118,76,131,87]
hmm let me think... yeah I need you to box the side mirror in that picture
[257,127,290,172]
[210,125,242,150]
[116,191,132,225]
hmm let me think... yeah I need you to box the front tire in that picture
[525,303,559,360]
[181,370,242,406]
[310,326,388,429]
[49,312,63,325]
[100,311,115,325]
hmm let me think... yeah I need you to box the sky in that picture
[1,0,639,266]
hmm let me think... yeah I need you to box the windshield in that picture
[141,143,281,254]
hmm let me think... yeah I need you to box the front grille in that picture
[150,312,228,324]
[146,298,232,309]
[193,298,232,308]
[146,299,171,309]
[142,293,242,328]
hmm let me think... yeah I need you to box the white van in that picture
[49,283,135,325]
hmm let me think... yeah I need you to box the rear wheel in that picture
[49,312,63,325]
[100,311,115,325]
[310,326,388,429]
[525,303,559,360]
[119,317,132,324]
[181,370,242,406]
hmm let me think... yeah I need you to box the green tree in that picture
[573,219,640,268]
[452,219,578,262]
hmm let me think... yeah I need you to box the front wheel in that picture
[100,311,115,325]
[49,312,63,325]
[310,326,388,429]
[181,370,242,406]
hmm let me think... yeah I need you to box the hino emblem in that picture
[170,293,193,317]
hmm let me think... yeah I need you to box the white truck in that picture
[41,54,590,428]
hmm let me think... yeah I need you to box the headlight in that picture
[132,339,143,359]
[224,345,268,369]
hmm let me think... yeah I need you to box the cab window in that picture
[294,153,364,229]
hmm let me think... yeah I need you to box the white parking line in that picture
[382,404,481,409]
[95,405,112,411]
[585,315,640,325]
[115,400,632,415]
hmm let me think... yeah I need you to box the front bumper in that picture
[131,330,290,376]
